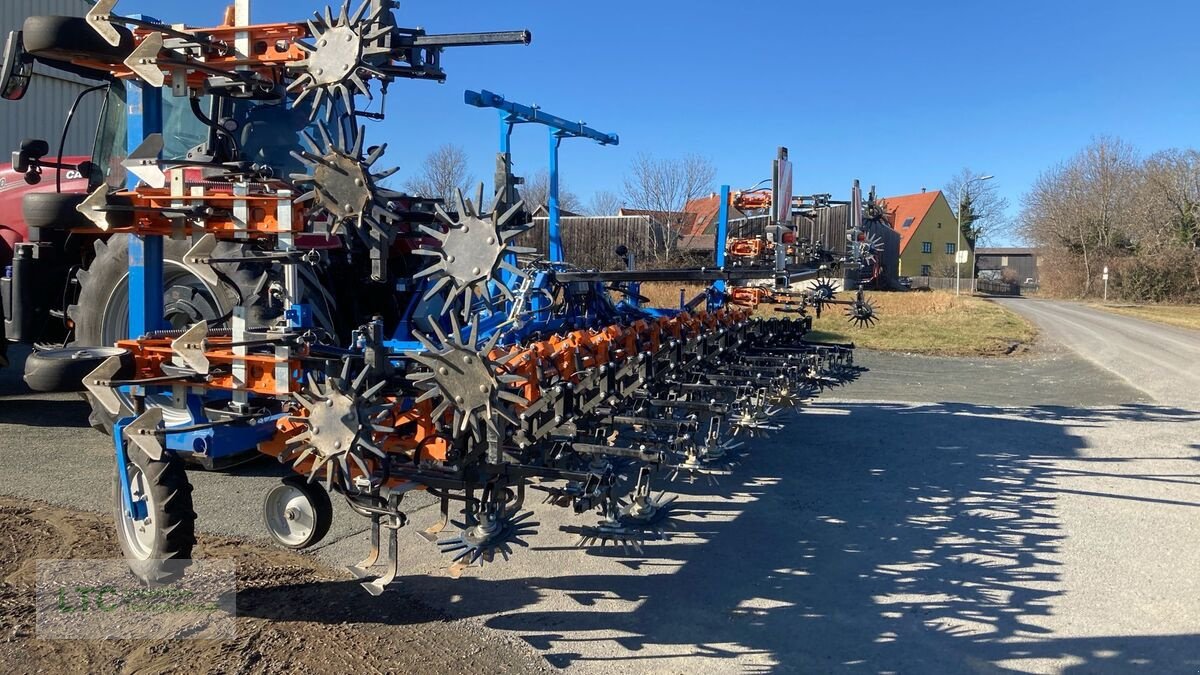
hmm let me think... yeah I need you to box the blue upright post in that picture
[713,185,731,293]
[548,131,563,262]
[464,89,617,265]
[126,81,164,337]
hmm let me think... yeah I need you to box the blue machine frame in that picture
[464,89,618,262]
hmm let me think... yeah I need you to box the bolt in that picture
[326,399,335,407]
[315,68,324,76]
[486,237,495,245]
[471,267,481,275]
[333,441,342,449]
[478,384,488,393]
[319,39,328,47]
[439,367,449,375]
[455,395,464,403]
[463,356,472,364]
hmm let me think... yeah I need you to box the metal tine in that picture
[455,188,470,220]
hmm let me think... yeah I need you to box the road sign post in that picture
[1103,266,1109,302]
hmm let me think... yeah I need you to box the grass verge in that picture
[1093,304,1200,331]
[639,284,1037,357]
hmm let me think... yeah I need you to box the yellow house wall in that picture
[897,193,974,277]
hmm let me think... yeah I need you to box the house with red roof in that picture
[882,189,970,277]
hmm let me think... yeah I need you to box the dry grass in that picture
[637,284,1037,357]
[1093,304,1200,331]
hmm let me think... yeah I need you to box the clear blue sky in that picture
[124,1,1200,243]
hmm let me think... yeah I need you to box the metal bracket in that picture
[84,354,126,415]
[76,184,113,231]
[85,0,123,47]
[125,407,164,461]
[183,233,220,287]
[170,320,210,375]
[122,133,166,188]
[124,31,166,87]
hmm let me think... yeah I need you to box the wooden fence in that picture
[908,276,1023,296]
[522,216,673,270]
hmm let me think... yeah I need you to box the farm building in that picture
[0,0,105,158]
[883,189,972,279]
[975,247,1039,283]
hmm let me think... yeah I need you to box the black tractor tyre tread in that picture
[22,15,135,63]
[22,192,90,230]
[69,234,333,347]
[22,346,131,393]
[113,451,196,586]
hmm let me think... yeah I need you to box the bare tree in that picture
[404,144,474,205]
[943,168,1011,247]
[1020,137,1141,296]
[587,190,624,216]
[518,169,582,214]
[621,153,716,260]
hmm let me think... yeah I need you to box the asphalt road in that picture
[1,300,1199,673]
[996,298,1200,408]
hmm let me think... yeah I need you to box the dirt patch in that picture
[0,497,552,674]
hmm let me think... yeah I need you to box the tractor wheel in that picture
[113,446,196,585]
[262,476,334,550]
[22,345,130,393]
[71,234,335,433]
[22,192,91,231]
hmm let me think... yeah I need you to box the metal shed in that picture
[0,0,104,159]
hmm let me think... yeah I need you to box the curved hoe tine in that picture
[85,355,126,415]
[361,525,400,595]
[476,182,486,216]
[448,311,463,343]
[86,0,123,46]
[125,407,164,461]
[349,516,381,576]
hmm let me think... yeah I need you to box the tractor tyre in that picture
[22,345,130,393]
[113,447,196,585]
[22,16,135,64]
[22,192,90,231]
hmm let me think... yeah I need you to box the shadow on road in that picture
[235,400,1200,672]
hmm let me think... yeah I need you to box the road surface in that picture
[996,298,1200,408]
[1,300,1199,672]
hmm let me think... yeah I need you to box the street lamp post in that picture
[956,174,993,296]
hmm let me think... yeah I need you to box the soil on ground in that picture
[0,496,552,674]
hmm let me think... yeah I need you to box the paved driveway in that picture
[2,300,1200,672]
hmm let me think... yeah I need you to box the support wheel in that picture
[113,448,196,585]
[263,476,333,550]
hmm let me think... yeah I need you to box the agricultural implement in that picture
[5,0,877,593]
